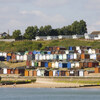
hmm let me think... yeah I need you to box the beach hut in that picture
[3,68,7,74]
[49,70,53,76]
[29,70,33,76]
[14,69,19,74]
[79,70,84,77]
[37,69,45,76]
[44,70,49,76]
[24,70,29,76]
[95,67,100,73]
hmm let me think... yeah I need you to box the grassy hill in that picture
[0,39,100,52]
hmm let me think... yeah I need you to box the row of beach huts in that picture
[0,46,100,77]
[0,66,100,77]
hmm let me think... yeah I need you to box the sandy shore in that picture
[0,82,82,88]
[0,82,100,88]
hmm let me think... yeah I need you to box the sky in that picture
[0,0,100,35]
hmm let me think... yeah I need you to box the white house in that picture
[47,36,58,40]
[35,36,47,41]
[84,34,90,39]
[72,35,84,39]
[58,35,72,39]
[94,35,100,40]
[85,31,100,40]
[93,32,100,40]
[47,36,52,40]
[58,35,63,39]
[0,32,8,38]
[72,35,77,39]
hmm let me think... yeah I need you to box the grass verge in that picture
[0,79,36,85]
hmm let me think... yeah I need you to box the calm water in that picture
[0,88,100,100]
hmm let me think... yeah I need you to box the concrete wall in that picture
[36,76,100,82]
[1,76,100,82]
[1,76,36,81]
[0,39,15,42]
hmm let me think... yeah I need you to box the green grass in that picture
[0,39,100,52]
[0,79,36,85]
[55,80,100,85]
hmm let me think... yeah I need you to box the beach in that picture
[0,81,100,88]
[1,76,100,89]
[0,81,82,88]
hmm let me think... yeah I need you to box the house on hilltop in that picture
[0,32,8,38]
[72,35,84,39]
[35,36,47,40]
[35,35,84,40]
[85,31,100,40]
[91,31,100,40]
[47,36,58,40]
[58,35,83,39]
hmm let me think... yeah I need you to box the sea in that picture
[0,88,100,100]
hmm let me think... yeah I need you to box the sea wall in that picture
[0,39,15,42]
[1,76,100,82]
[1,76,36,81]
[36,76,100,82]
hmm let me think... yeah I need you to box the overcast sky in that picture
[0,0,100,34]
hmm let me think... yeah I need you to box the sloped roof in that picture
[91,31,100,35]
[0,32,7,35]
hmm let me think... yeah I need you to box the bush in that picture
[0,79,36,85]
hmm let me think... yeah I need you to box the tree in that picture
[38,25,58,36]
[12,30,21,40]
[24,26,38,40]
[79,20,87,34]
[38,26,44,36]
[43,25,52,36]
[61,26,69,35]
[12,20,87,39]
[34,26,39,36]
[57,28,64,35]
[71,21,80,35]
[60,25,73,35]
[49,29,58,36]
[71,20,87,35]
[66,25,73,35]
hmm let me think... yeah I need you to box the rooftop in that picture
[91,31,100,35]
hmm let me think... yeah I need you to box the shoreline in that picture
[0,82,80,88]
[0,82,100,89]
[1,76,100,89]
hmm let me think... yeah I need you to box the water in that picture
[0,88,100,100]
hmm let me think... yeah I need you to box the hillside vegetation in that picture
[0,39,100,52]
